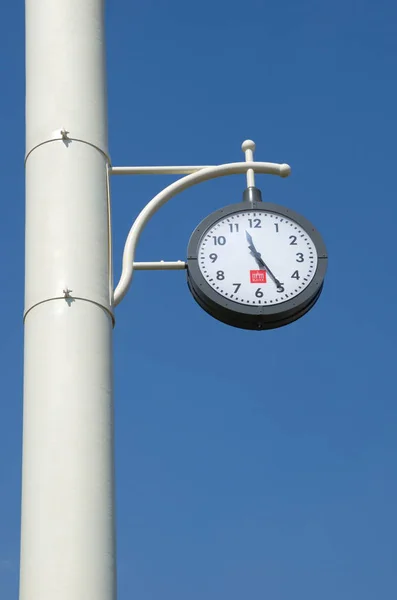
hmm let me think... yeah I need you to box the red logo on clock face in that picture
[250,270,267,283]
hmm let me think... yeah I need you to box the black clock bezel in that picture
[186,200,328,330]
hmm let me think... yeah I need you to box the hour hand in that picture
[245,230,256,251]
[245,231,261,258]
[246,230,264,265]
[245,230,254,245]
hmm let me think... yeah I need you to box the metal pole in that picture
[20,2,116,599]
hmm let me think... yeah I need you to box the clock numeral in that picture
[216,270,225,280]
[296,253,304,263]
[212,235,226,245]
[248,218,261,228]
[232,283,241,294]
[291,270,300,280]
[289,235,297,245]
[275,223,279,232]
[277,284,285,293]
[209,253,218,263]
[228,223,239,233]
[255,288,264,298]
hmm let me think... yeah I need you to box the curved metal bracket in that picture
[113,158,291,306]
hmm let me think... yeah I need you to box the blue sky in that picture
[1,1,397,598]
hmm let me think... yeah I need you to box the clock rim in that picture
[186,201,328,328]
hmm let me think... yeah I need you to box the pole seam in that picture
[25,138,111,165]
[23,297,115,326]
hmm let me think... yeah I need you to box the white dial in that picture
[198,210,318,306]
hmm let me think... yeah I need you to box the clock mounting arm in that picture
[111,141,290,306]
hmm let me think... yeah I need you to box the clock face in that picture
[187,200,327,330]
[198,210,318,306]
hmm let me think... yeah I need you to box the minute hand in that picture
[245,231,283,289]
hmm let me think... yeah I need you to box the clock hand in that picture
[251,252,283,289]
[245,230,256,251]
[245,231,264,264]
[245,230,284,289]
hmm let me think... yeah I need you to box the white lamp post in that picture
[22,2,115,599]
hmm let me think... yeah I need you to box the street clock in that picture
[187,187,328,330]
